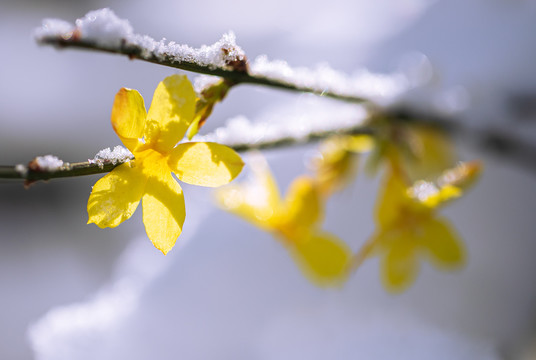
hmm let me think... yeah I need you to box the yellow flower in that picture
[216,156,351,286]
[369,162,480,292]
[87,75,244,254]
[312,135,374,196]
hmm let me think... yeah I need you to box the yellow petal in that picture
[418,217,466,268]
[169,142,244,187]
[215,184,274,231]
[87,162,146,228]
[314,138,358,195]
[283,176,322,228]
[376,171,409,227]
[407,181,462,209]
[142,171,185,255]
[214,154,281,230]
[424,184,462,208]
[380,233,419,293]
[186,113,203,140]
[111,88,146,152]
[344,134,375,153]
[145,75,196,153]
[291,231,351,287]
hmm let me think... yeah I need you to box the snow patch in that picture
[193,75,223,94]
[15,164,28,177]
[250,55,410,104]
[89,145,133,168]
[35,155,64,171]
[75,8,133,47]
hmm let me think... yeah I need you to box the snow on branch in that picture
[35,8,247,72]
[35,8,413,104]
[195,100,369,148]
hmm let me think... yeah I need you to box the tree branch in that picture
[0,123,376,182]
[35,8,404,105]
[3,110,536,184]
[38,35,371,104]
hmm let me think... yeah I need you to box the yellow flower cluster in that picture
[216,120,481,293]
[366,124,481,292]
[369,162,480,292]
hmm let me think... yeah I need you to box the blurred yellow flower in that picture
[87,75,244,254]
[216,156,351,286]
[369,162,480,293]
[313,135,374,196]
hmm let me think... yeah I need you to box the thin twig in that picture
[0,123,376,182]
[391,109,536,173]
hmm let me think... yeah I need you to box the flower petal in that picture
[169,142,244,187]
[291,231,351,287]
[87,162,146,228]
[418,217,466,268]
[111,88,146,152]
[283,176,322,228]
[142,171,185,255]
[145,74,196,153]
[376,171,409,227]
[380,233,419,293]
[214,154,281,229]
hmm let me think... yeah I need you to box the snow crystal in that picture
[250,55,410,104]
[35,155,64,171]
[35,9,246,70]
[15,164,27,177]
[193,75,223,94]
[75,8,133,47]
[89,146,133,168]
[408,180,439,202]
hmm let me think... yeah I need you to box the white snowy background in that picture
[1,0,536,359]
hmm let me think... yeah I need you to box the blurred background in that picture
[1,0,536,359]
